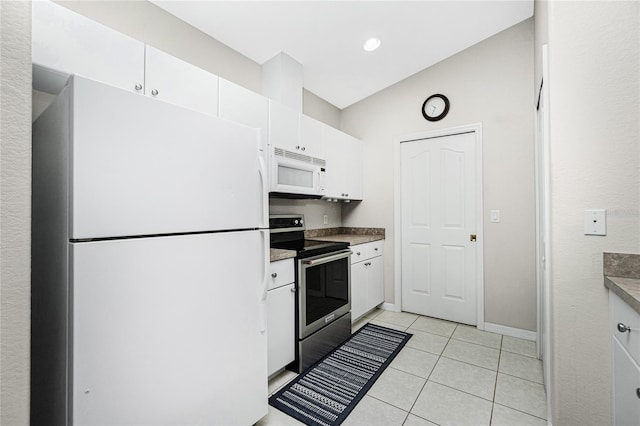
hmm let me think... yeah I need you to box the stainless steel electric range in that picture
[269,214,352,372]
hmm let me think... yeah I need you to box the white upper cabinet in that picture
[299,115,325,159]
[33,1,218,117]
[145,46,218,117]
[32,0,145,94]
[218,79,269,152]
[323,126,363,200]
[268,101,324,159]
[268,101,300,153]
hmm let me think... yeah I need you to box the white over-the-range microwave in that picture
[269,146,326,198]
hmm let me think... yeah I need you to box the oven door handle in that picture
[301,249,352,266]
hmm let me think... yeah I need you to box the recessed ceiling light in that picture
[363,37,381,52]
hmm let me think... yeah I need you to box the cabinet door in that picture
[612,338,640,425]
[267,283,295,376]
[269,101,300,152]
[32,0,145,94]
[145,46,219,117]
[347,135,364,200]
[218,78,269,151]
[323,125,347,199]
[300,115,325,158]
[367,256,384,309]
[351,261,367,321]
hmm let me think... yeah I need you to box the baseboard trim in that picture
[484,322,537,341]
[380,302,398,312]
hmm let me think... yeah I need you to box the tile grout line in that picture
[488,334,504,426]
[492,401,549,422]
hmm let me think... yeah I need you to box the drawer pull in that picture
[356,252,361,256]
[374,247,379,251]
[291,287,296,293]
[637,388,640,399]
[271,273,278,278]
[617,322,632,333]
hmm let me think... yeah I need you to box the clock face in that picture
[422,94,450,121]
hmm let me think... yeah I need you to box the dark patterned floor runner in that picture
[269,323,412,426]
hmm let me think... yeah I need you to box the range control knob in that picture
[293,220,299,225]
[300,219,304,225]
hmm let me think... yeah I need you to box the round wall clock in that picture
[422,94,450,122]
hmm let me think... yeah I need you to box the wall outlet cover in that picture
[584,209,606,236]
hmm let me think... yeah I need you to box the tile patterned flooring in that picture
[257,309,547,426]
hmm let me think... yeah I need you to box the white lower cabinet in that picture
[610,291,640,425]
[267,260,295,376]
[351,241,384,321]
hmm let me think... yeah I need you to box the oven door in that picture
[298,249,351,339]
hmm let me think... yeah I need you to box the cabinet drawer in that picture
[350,240,384,264]
[611,291,640,365]
[269,258,294,290]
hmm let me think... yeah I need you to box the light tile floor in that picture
[257,309,547,426]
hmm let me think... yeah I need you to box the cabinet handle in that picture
[374,247,379,251]
[134,83,143,91]
[271,272,277,278]
[365,262,371,266]
[151,89,159,96]
[301,147,306,151]
[617,323,632,333]
[356,252,361,256]
[346,193,349,197]
[290,287,296,293]
[296,145,301,150]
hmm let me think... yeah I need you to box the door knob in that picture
[470,234,477,242]
[617,322,631,333]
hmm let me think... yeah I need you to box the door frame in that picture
[393,123,485,329]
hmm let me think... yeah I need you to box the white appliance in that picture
[31,75,270,425]
[269,146,326,198]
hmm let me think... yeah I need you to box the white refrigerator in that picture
[31,76,270,425]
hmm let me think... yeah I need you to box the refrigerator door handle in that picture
[259,229,269,333]
[258,153,269,229]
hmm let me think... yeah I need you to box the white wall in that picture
[543,1,640,423]
[303,89,341,128]
[341,19,536,331]
[269,198,343,230]
[0,1,32,424]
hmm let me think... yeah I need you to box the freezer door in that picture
[71,231,268,425]
[70,76,263,239]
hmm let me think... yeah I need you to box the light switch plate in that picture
[584,209,606,236]
[490,210,500,223]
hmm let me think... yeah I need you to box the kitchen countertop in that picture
[604,252,640,314]
[270,248,296,262]
[604,276,640,314]
[312,234,384,245]
[305,227,385,246]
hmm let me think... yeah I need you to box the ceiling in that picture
[151,1,533,109]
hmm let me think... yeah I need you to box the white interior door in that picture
[71,231,267,425]
[401,132,478,325]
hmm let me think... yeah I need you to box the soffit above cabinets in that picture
[150,1,533,109]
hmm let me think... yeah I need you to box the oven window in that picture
[305,257,349,325]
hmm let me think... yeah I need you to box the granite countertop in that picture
[305,226,385,246]
[312,234,384,245]
[604,252,640,314]
[270,248,295,262]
